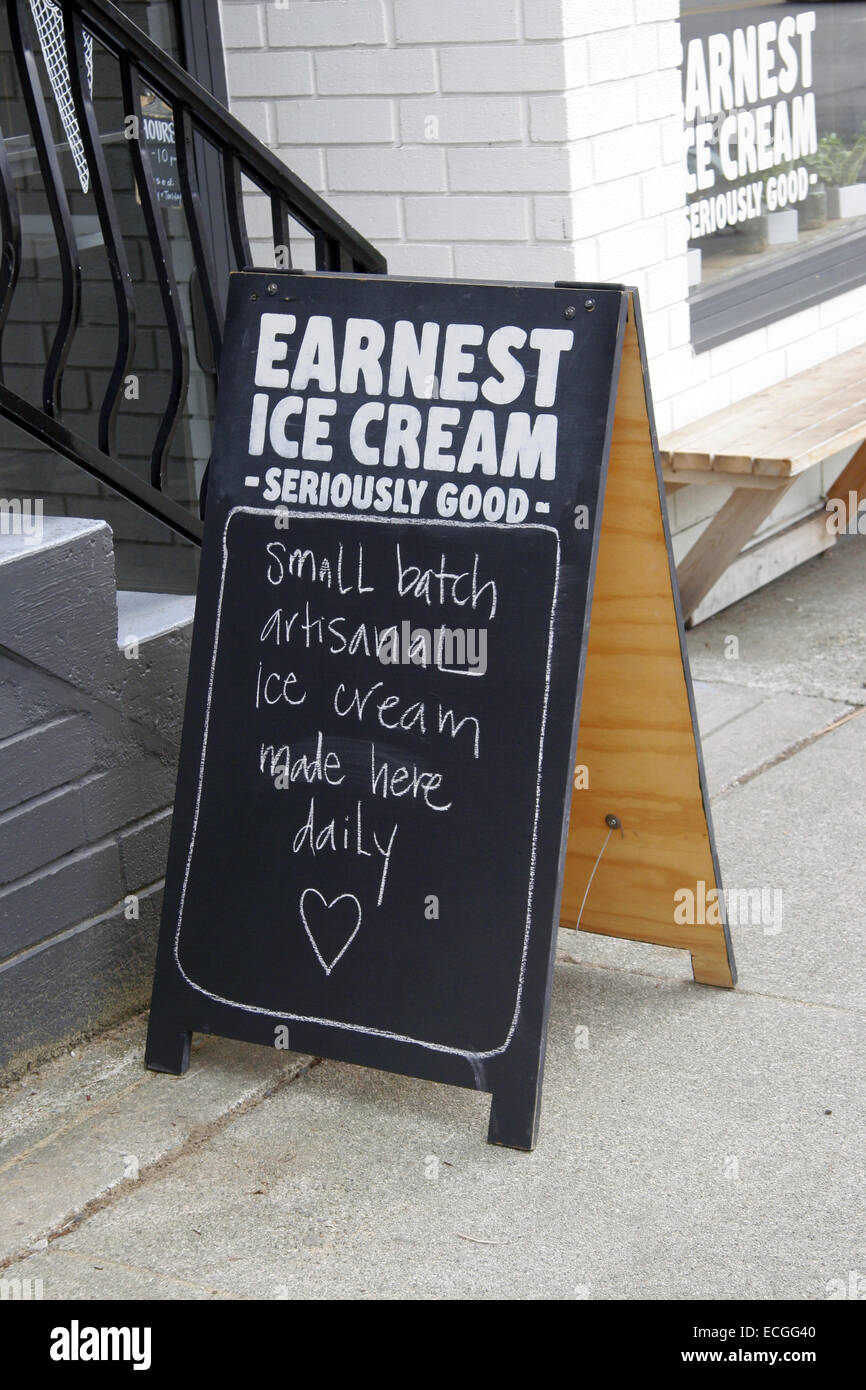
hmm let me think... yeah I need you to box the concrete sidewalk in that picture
[1,537,864,1300]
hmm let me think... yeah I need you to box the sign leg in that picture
[487,1089,541,1152]
[145,1000,192,1075]
[487,1057,544,1151]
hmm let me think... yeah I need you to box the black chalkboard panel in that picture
[147,271,627,1149]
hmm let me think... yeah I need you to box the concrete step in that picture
[0,1011,308,1269]
[0,714,96,817]
[0,517,120,703]
[0,520,195,1079]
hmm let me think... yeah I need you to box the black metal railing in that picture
[0,0,385,544]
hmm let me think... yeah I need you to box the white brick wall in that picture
[219,0,866,535]
[221,0,587,285]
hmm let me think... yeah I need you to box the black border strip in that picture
[691,227,866,351]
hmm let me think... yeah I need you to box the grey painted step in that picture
[115,591,195,747]
[0,837,123,960]
[0,783,87,888]
[0,517,119,701]
[0,676,53,741]
[0,884,164,1078]
[0,528,195,1076]
[116,590,195,646]
[0,713,96,816]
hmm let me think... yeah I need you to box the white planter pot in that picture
[827,183,866,219]
[766,209,799,244]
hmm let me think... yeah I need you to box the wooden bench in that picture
[660,343,866,625]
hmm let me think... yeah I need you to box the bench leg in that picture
[826,439,866,525]
[676,481,793,622]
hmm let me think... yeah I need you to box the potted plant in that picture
[810,131,866,219]
[800,180,827,230]
[766,200,799,244]
[755,160,799,244]
[736,211,768,253]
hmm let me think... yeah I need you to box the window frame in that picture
[690,223,866,350]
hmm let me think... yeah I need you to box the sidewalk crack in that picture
[0,1053,320,1273]
[711,703,866,800]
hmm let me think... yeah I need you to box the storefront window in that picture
[681,1,866,345]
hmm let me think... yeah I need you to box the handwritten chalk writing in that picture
[292,796,398,905]
[260,608,297,645]
[299,889,361,975]
[259,731,344,785]
[260,604,398,662]
[437,704,481,759]
[370,743,452,812]
[255,662,307,707]
[333,679,428,736]
[264,539,373,594]
[396,546,497,621]
[331,678,482,758]
[332,618,393,659]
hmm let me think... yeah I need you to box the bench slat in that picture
[661,343,866,476]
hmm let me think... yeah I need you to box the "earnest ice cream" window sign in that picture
[685,10,817,236]
[682,3,866,291]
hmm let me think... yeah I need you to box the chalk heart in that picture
[300,889,362,975]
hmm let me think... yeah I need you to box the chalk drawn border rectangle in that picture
[173,504,561,1063]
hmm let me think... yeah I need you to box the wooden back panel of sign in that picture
[559,294,735,990]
